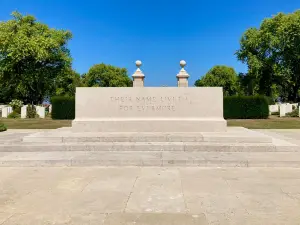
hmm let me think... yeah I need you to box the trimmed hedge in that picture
[51,96,75,120]
[224,96,269,119]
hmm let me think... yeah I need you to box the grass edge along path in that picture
[1,116,300,129]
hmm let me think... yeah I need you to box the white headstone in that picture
[36,106,45,118]
[2,107,12,118]
[285,103,293,113]
[280,104,286,117]
[21,105,28,119]
[49,104,52,113]
[269,104,279,115]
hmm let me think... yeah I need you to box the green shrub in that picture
[7,111,20,119]
[224,96,269,119]
[9,99,23,113]
[271,111,279,116]
[51,96,75,120]
[286,109,299,117]
[0,123,7,132]
[265,96,275,105]
[26,104,38,118]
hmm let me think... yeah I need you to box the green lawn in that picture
[0,118,72,129]
[1,116,300,129]
[227,116,300,129]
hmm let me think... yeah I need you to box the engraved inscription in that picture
[110,96,189,112]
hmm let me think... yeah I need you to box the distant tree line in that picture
[0,12,132,104]
[1,10,300,104]
[195,10,300,103]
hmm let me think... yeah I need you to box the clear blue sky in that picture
[1,0,300,86]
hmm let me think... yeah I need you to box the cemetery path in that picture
[0,167,300,224]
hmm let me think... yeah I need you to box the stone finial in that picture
[136,60,142,68]
[177,60,189,87]
[180,60,186,68]
[132,60,145,87]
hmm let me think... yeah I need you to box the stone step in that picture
[22,127,274,144]
[0,142,298,152]
[1,151,300,167]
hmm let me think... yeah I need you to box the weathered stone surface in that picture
[1,167,300,224]
[1,151,300,167]
[1,129,300,167]
[22,127,273,143]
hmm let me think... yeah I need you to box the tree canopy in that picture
[83,63,132,87]
[236,10,300,102]
[0,11,72,104]
[54,68,83,97]
[194,65,240,96]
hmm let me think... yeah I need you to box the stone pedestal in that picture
[132,60,145,87]
[72,87,227,132]
[176,60,189,87]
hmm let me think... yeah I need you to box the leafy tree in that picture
[0,11,72,104]
[194,65,240,96]
[236,10,300,102]
[0,83,15,103]
[237,73,257,96]
[54,68,83,96]
[83,63,132,87]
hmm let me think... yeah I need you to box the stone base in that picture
[72,118,227,132]
[23,127,271,143]
[0,127,297,167]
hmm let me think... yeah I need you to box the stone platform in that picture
[22,127,272,143]
[0,127,300,167]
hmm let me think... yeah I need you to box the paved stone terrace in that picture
[0,167,300,224]
[1,129,300,224]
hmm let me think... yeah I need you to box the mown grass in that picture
[1,116,300,129]
[0,118,72,129]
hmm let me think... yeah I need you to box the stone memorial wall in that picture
[72,87,227,132]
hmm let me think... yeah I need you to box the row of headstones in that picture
[269,103,300,117]
[1,105,51,118]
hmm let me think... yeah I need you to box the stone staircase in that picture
[1,127,300,167]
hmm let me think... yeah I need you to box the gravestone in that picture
[21,105,28,119]
[36,106,45,118]
[280,104,286,117]
[285,103,293,114]
[269,104,279,115]
[2,107,12,118]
